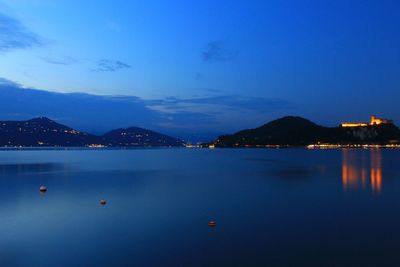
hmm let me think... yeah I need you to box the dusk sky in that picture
[1,0,400,140]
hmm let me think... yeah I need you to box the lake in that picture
[0,148,399,266]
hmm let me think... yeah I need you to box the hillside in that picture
[213,116,400,147]
[0,117,184,147]
[101,127,185,147]
[0,117,98,147]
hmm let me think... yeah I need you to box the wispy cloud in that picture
[146,95,294,132]
[40,56,77,65]
[147,95,293,114]
[0,12,41,52]
[202,41,237,62]
[92,59,131,72]
[0,77,21,87]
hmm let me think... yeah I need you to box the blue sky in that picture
[0,0,400,140]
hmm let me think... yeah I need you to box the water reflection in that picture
[342,149,382,193]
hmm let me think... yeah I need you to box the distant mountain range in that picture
[212,116,400,147]
[3,116,399,148]
[0,117,184,147]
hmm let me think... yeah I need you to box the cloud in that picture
[0,78,158,134]
[92,59,131,72]
[146,95,294,132]
[0,77,21,87]
[0,77,294,141]
[40,56,77,65]
[0,12,41,52]
[41,57,129,72]
[202,41,237,62]
[147,95,293,114]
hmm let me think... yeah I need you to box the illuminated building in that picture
[340,115,393,128]
[370,115,393,125]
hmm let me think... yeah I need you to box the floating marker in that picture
[39,185,47,192]
[208,220,216,227]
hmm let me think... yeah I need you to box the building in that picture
[370,115,393,125]
[341,115,393,128]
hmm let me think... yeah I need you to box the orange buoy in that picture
[39,185,47,192]
[208,220,216,227]
[100,199,107,205]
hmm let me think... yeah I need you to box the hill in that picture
[0,117,99,147]
[213,116,400,147]
[0,117,184,147]
[101,127,185,147]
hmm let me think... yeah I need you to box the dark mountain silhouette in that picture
[0,117,99,146]
[213,116,400,147]
[101,127,185,147]
[0,117,184,147]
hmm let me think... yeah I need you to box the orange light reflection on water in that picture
[342,149,382,194]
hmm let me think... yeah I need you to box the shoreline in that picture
[204,144,400,149]
[1,144,400,151]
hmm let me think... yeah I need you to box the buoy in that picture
[208,220,216,227]
[39,185,47,192]
[100,199,107,205]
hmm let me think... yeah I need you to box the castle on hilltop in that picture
[341,115,393,128]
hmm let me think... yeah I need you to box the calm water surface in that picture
[0,148,399,267]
